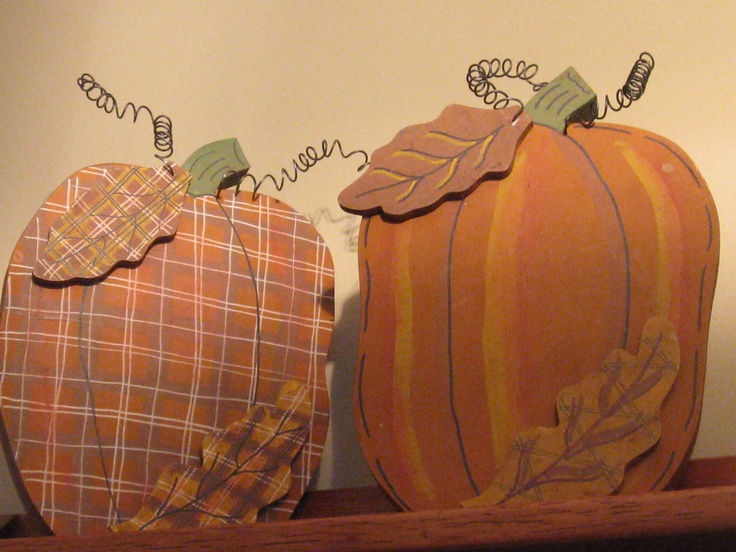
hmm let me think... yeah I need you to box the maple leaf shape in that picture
[463,317,680,507]
[33,163,191,283]
[338,105,532,220]
[110,380,311,531]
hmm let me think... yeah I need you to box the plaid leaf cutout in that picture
[34,164,190,282]
[463,317,680,507]
[110,381,311,531]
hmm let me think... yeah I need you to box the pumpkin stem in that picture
[183,139,251,197]
[524,68,597,133]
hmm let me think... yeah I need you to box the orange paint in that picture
[351,121,718,512]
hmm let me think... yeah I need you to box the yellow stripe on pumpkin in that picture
[392,227,436,501]
[617,141,683,324]
[481,151,529,464]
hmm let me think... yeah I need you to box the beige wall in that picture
[1,0,735,494]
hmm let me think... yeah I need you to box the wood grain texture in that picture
[1,457,735,549]
[1,478,736,550]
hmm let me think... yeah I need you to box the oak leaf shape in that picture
[338,105,532,220]
[110,380,311,531]
[33,163,191,282]
[463,317,680,507]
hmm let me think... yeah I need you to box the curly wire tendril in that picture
[466,58,547,111]
[227,139,370,199]
[590,52,655,122]
[467,53,655,126]
[77,73,174,171]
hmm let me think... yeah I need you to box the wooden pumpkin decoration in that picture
[339,55,719,511]
[0,80,335,534]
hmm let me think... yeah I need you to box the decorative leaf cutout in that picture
[463,317,680,507]
[183,138,250,197]
[338,105,532,220]
[110,381,311,531]
[33,164,191,283]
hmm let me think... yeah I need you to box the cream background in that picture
[1,0,735,503]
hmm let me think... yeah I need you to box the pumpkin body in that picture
[0,164,334,533]
[354,122,719,511]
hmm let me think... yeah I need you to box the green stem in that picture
[525,67,597,133]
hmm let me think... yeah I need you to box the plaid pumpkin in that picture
[0,163,334,534]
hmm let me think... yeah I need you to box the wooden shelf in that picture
[1,456,735,550]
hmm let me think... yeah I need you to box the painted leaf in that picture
[338,105,532,220]
[463,317,680,507]
[110,381,311,531]
[33,163,191,282]
[183,138,250,197]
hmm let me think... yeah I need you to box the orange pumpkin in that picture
[339,67,719,510]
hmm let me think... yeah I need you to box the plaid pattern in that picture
[34,164,190,282]
[0,164,334,535]
[111,380,311,531]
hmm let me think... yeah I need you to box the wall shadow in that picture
[324,290,375,488]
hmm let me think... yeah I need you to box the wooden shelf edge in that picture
[287,455,736,521]
[1,456,735,550]
[0,459,734,551]
[676,455,736,489]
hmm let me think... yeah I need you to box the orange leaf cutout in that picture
[34,163,191,282]
[463,317,680,507]
[110,381,311,531]
[338,105,531,220]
